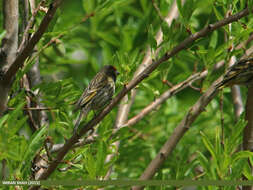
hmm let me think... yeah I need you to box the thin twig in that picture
[50,135,98,153]
[21,74,39,131]
[151,0,164,21]
[162,80,174,87]
[8,107,57,111]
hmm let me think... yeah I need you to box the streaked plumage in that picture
[217,58,253,89]
[74,65,119,132]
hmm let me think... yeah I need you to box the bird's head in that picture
[103,65,120,82]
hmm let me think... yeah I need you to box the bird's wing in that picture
[76,72,108,108]
[217,58,253,88]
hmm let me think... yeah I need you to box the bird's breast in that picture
[107,76,115,91]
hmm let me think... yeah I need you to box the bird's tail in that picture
[73,108,89,133]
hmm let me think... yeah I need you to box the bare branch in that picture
[241,46,253,59]
[29,8,251,189]
[50,135,97,153]
[7,107,56,111]
[235,33,253,50]
[21,74,39,131]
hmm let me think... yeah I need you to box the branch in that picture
[124,70,208,127]
[2,0,64,86]
[243,85,253,153]
[235,33,253,50]
[131,76,223,190]
[7,107,56,111]
[1,0,19,69]
[50,135,97,153]
[29,7,251,189]
[18,0,45,53]
[0,0,19,115]
[242,83,253,190]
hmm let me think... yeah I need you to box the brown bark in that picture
[0,0,19,115]
[243,84,253,190]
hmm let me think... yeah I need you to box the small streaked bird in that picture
[74,65,119,132]
[217,58,253,89]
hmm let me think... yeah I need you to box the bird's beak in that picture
[116,70,120,75]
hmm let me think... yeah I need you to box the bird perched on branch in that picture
[217,57,253,89]
[74,65,119,132]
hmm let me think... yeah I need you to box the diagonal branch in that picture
[29,7,251,190]
[2,0,64,86]
[18,0,46,53]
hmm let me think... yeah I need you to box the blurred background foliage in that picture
[0,0,253,189]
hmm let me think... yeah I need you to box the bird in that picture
[74,65,119,132]
[217,57,253,89]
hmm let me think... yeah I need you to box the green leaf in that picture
[5,136,27,162]
[84,150,97,179]
[200,131,217,163]
[82,0,95,13]
[161,21,170,42]
[248,0,253,15]
[209,31,218,49]
[7,102,26,131]
[243,163,253,180]
[0,114,8,129]
[0,30,6,42]
[176,0,183,20]
[18,127,47,177]
[148,25,157,51]
[231,151,253,165]
[212,5,223,20]
[96,140,107,176]
[96,31,120,47]
[196,151,209,172]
